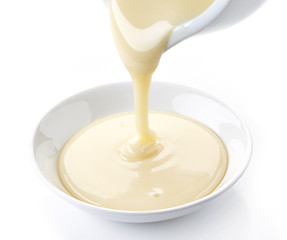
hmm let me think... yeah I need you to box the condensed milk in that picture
[58,0,228,211]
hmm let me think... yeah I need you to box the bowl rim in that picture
[32,81,252,216]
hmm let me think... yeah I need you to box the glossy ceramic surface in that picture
[102,0,231,50]
[33,82,252,223]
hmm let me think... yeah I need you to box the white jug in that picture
[103,0,266,50]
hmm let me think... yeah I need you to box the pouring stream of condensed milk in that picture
[58,0,228,211]
[110,0,216,160]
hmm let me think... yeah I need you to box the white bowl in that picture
[33,82,252,223]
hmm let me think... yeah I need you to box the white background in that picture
[0,0,286,239]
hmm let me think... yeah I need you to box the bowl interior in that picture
[33,82,251,210]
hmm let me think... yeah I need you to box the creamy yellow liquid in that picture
[110,0,216,159]
[59,112,227,211]
[58,0,228,211]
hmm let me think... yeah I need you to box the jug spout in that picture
[102,0,266,51]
